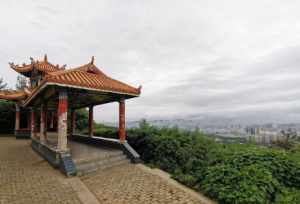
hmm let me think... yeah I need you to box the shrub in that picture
[126,120,300,204]
[275,188,300,204]
[201,164,280,204]
[0,100,15,134]
[223,147,300,188]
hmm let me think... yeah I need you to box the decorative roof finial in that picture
[9,62,15,68]
[91,56,95,64]
[44,54,48,62]
[61,64,67,70]
[138,85,142,93]
[29,57,34,64]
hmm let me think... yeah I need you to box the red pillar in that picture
[30,108,36,138]
[58,90,68,152]
[71,110,76,135]
[15,104,20,132]
[119,99,126,142]
[89,106,94,137]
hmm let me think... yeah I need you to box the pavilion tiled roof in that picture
[0,90,28,101]
[6,55,141,105]
[45,59,141,96]
[9,55,63,75]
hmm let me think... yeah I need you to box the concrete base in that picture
[31,134,141,176]
[31,138,77,176]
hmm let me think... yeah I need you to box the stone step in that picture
[76,154,130,175]
[74,150,124,165]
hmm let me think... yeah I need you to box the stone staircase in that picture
[74,149,130,175]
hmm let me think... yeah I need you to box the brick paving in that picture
[81,164,205,204]
[0,137,208,204]
[0,137,82,204]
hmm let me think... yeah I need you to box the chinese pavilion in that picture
[0,55,141,175]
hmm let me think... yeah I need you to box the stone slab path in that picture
[0,137,212,204]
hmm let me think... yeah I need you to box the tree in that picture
[74,108,89,131]
[0,77,7,90]
[0,78,14,134]
[0,100,15,134]
[16,75,28,90]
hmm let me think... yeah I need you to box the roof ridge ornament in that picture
[9,62,15,68]
[91,56,95,64]
[61,64,67,70]
[138,85,142,93]
[29,57,35,64]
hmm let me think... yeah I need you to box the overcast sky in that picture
[1,0,300,123]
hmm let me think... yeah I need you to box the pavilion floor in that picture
[34,132,125,166]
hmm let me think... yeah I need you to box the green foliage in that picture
[127,120,300,204]
[0,100,15,134]
[275,188,300,204]
[201,164,280,204]
[82,123,118,138]
[74,108,89,131]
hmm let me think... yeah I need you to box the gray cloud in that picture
[0,0,300,123]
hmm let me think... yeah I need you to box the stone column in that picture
[119,99,126,142]
[50,111,54,129]
[88,106,94,137]
[30,108,36,139]
[15,104,20,132]
[40,103,47,143]
[71,110,76,136]
[40,104,46,143]
[57,90,68,152]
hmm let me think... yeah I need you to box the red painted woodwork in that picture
[119,99,126,141]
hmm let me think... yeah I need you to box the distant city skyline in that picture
[1,1,300,123]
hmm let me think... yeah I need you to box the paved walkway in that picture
[0,137,210,204]
[81,164,207,204]
[0,138,81,204]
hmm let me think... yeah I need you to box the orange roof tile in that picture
[7,56,141,105]
[0,90,27,101]
[46,68,140,96]
[9,55,62,75]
